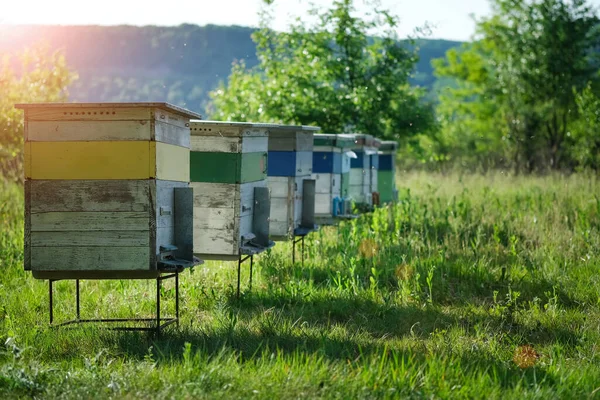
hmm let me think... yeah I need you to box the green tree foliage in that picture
[572,84,600,170]
[0,47,76,182]
[210,0,436,139]
[434,0,600,172]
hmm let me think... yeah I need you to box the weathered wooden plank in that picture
[315,193,333,215]
[242,136,268,153]
[190,125,242,138]
[191,182,240,209]
[31,212,149,231]
[26,120,152,141]
[156,180,189,229]
[193,207,236,230]
[193,227,236,257]
[268,131,314,152]
[190,136,240,153]
[31,246,150,271]
[30,180,150,213]
[350,169,367,185]
[269,221,293,240]
[155,142,190,182]
[268,176,293,198]
[24,180,31,271]
[239,180,267,219]
[24,107,152,121]
[149,180,157,270]
[27,141,153,180]
[31,231,149,247]
[238,213,253,242]
[155,120,191,148]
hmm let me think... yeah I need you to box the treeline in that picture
[2,0,599,175]
[0,24,458,114]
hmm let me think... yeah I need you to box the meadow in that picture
[0,172,599,399]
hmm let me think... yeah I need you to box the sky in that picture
[1,0,491,41]
[2,0,600,42]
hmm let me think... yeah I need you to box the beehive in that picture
[312,133,356,220]
[349,134,377,206]
[378,140,398,204]
[189,121,271,260]
[370,137,382,204]
[17,102,201,280]
[267,124,320,240]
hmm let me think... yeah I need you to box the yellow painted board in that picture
[26,141,189,180]
[26,141,153,180]
[24,142,31,178]
[155,141,190,182]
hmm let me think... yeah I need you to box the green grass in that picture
[1,172,599,399]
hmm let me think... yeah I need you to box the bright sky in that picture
[2,0,600,41]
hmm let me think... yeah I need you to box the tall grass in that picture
[0,172,599,399]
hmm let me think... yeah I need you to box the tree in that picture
[0,47,76,182]
[209,0,436,140]
[434,0,600,172]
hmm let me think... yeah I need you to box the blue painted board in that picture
[313,152,341,174]
[379,154,394,171]
[268,151,296,176]
[350,151,365,168]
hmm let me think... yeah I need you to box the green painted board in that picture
[341,172,350,197]
[378,170,395,203]
[190,151,267,183]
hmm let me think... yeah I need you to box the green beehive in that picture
[189,121,272,260]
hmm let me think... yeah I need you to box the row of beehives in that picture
[17,102,398,280]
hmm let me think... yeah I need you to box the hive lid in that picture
[15,102,202,120]
[190,120,274,129]
[335,134,356,149]
[379,140,399,151]
[313,133,337,146]
[266,124,321,133]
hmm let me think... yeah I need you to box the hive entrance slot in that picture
[48,273,180,336]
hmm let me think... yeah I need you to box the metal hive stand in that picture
[236,239,275,298]
[292,225,319,268]
[48,259,200,335]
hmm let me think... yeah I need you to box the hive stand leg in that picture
[249,256,254,291]
[156,278,161,337]
[76,279,80,321]
[175,272,179,327]
[292,238,296,265]
[237,255,242,298]
[49,280,53,325]
[302,236,305,269]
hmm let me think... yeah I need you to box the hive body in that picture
[349,134,377,206]
[267,125,319,240]
[311,134,355,219]
[189,121,270,260]
[18,103,200,279]
[378,140,399,204]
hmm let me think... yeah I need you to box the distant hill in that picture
[0,24,461,115]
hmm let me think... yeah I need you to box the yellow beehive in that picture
[17,102,201,280]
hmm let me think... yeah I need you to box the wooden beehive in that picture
[189,121,271,260]
[370,137,382,202]
[349,134,377,206]
[378,140,398,204]
[312,133,356,219]
[17,102,201,280]
[267,124,320,240]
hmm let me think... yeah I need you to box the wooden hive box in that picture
[267,124,320,240]
[378,140,399,204]
[189,121,271,260]
[311,133,356,219]
[17,102,201,280]
[349,134,377,206]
